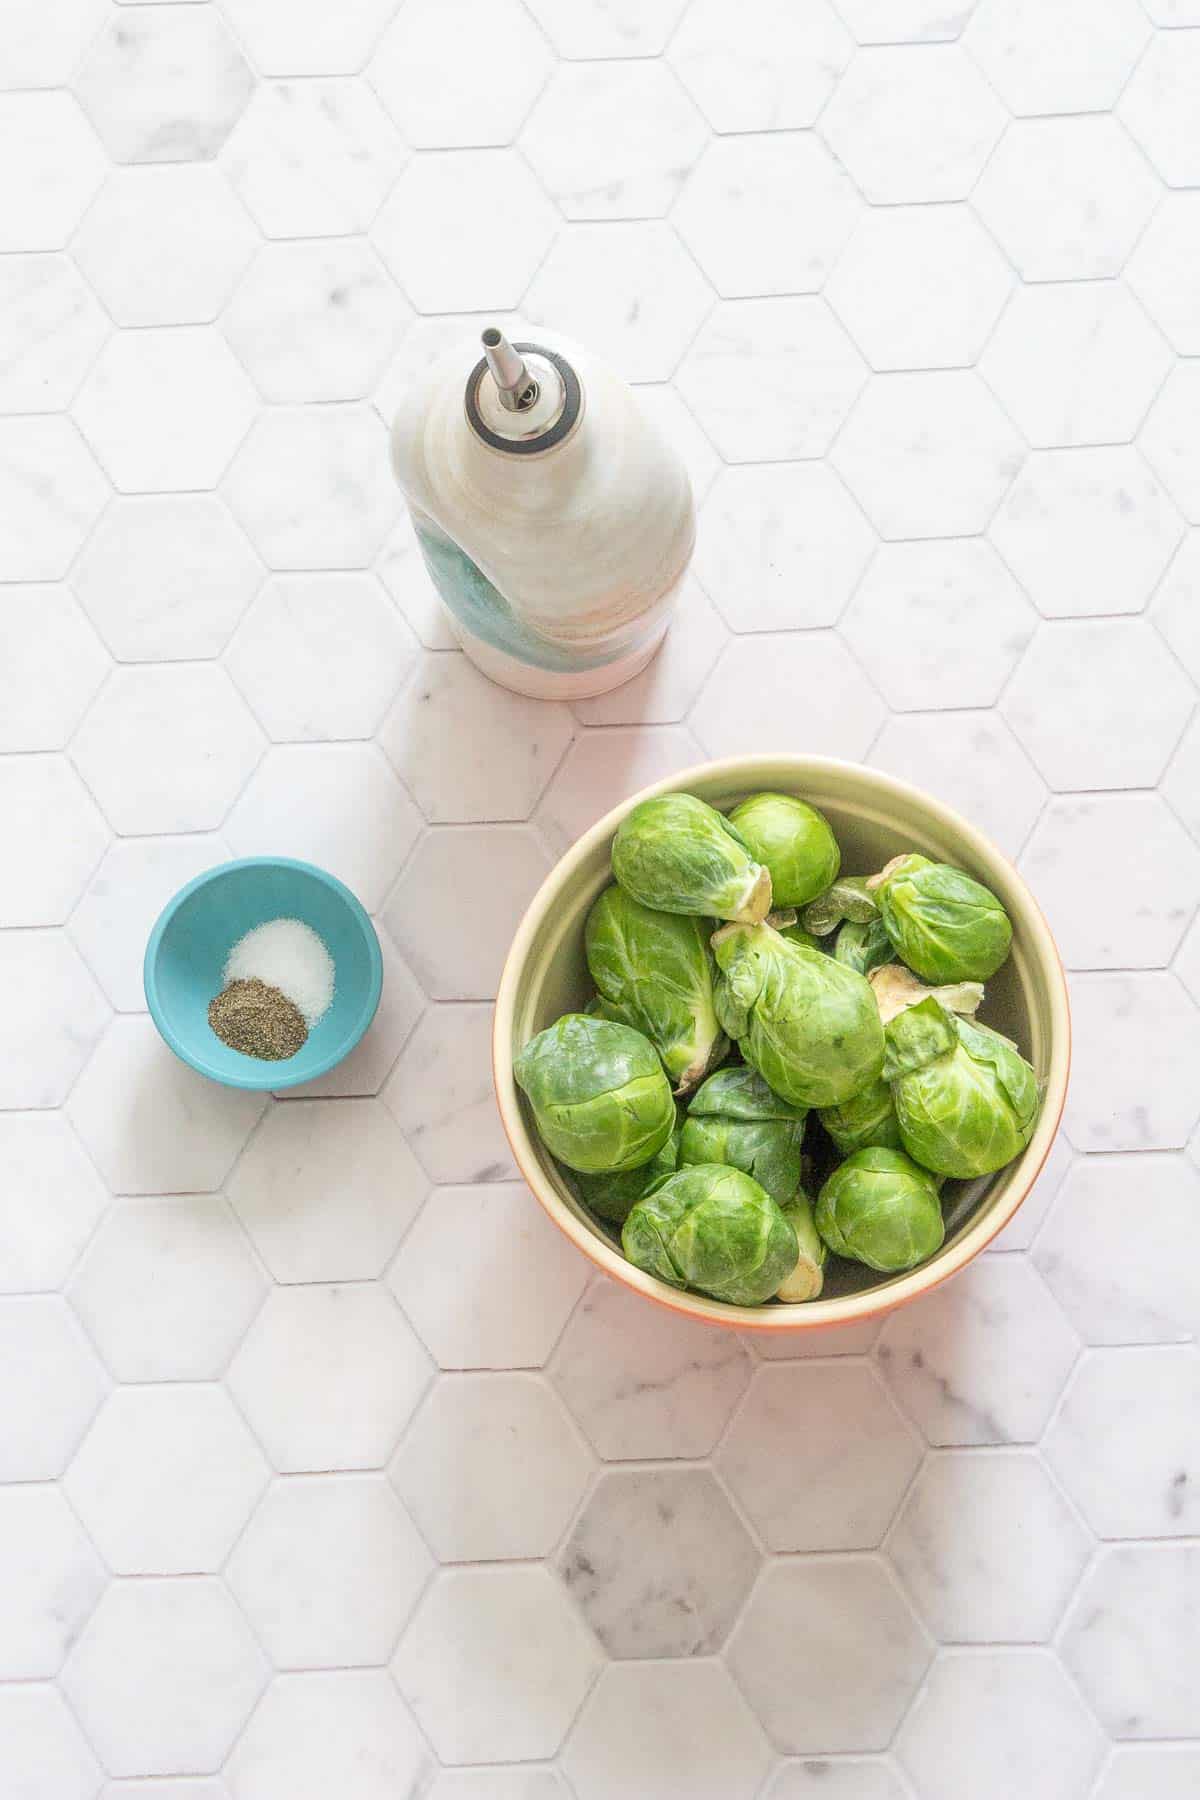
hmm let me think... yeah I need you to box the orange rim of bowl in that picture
[494,755,1071,1333]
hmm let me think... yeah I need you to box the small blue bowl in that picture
[144,857,383,1091]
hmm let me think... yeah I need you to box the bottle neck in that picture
[464,340,584,456]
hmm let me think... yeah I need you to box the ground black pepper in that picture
[209,977,308,1061]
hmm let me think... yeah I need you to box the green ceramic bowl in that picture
[494,756,1070,1336]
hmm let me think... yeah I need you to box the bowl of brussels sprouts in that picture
[494,758,1069,1334]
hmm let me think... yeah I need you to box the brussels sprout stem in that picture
[733,862,773,924]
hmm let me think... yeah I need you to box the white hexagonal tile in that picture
[536,723,705,854]
[224,743,418,911]
[674,136,859,299]
[763,1765,908,1800]
[373,151,556,314]
[424,1776,569,1800]
[965,0,1149,116]
[0,756,107,928]
[6,0,107,87]
[691,633,886,762]
[223,79,407,240]
[896,1649,1104,1800]
[389,1182,587,1369]
[728,1558,931,1754]
[677,299,866,464]
[226,1476,432,1669]
[974,116,1159,282]
[890,1450,1089,1642]
[106,1774,229,1799]
[74,327,256,495]
[223,405,399,572]
[0,1114,105,1297]
[524,0,686,55]
[0,585,106,753]
[1166,713,1200,845]
[0,1296,107,1480]
[823,44,1004,202]
[550,1275,751,1459]
[393,1372,592,1561]
[833,371,1024,541]
[73,7,252,164]
[573,578,728,728]
[393,1566,600,1763]
[74,166,257,327]
[0,92,103,251]
[1064,973,1200,1152]
[69,1194,267,1380]
[74,494,262,662]
[1002,619,1195,791]
[565,1661,770,1800]
[1061,1544,1200,1738]
[717,1361,920,1552]
[221,0,397,75]
[371,0,551,148]
[836,0,979,39]
[68,1016,265,1193]
[751,1316,883,1359]
[223,241,408,405]
[987,1130,1073,1253]
[826,204,1012,374]
[0,255,106,414]
[1141,361,1200,523]
[1021,794,1200,969]
[228,1283,431,1472]
[283,924,422,1100]
[982,284,1172,451]
[382,825,553,1001]
[66,1385,268,1575]
[0,931,110,1110]
[0,1486,104,1678]
[669,0,851,131]
[228,1097,426,1283]
[842,541,1034,712]
[522,62,704,221]
[72,665,263,835]
[0,1687,100,1800]
[525,221,714,383]
[1033,1152,1200,1342]
[0,417,107,581]
[561,1466,758,1657]
[69,834,230,1014]
[1046,1345,1200,1538]
[871,710,1047,859]
[374,511,459,652]
[64,1579,267,1779]
[1120,29,1200,188]
[1128,192,1200,355]
[876,1258,1078,1445]
[227,1672,430,1800]
[380,652,573,823]
[382,1002,517,1184]
[633,385,721,507]
[1095,1748,1200,1800]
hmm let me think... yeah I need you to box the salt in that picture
[224,918,335,1025]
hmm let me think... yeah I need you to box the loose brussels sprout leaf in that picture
[612,793,771,924]
[801,876,878,937]
[680,1065,806,1206]
[884,998,1040,1178]
[585,884,726,1094]
[869,962,984,1025]
[815,1147,944,1274]
[870,852,1013,983]
[514,1013,675,1174]
[776,1192,826,1302]
[833,915,892,977]
[573,1123,680,1225]
[622,1163,799,1306]
[711,921,885,1109]
[818,1073,903,1157]
[726,793,840,909]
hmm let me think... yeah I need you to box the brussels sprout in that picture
[514,1014,675,1174]
[833,915,893,977]
[818,1074,903,1157]
[573,1123,680,1225]
[726,793,840,909]
[584,885,726,1095]
[883,997,1040,1179]
[815,1147,944,1274]
[622,1164,799,1305]
[680,1064,806,1206]
[869,853,1013,983]
[801,877,878,937]
[777,920,823,953]
[711,921,885,1109]
[776,1192,827,1302]
[611,793,771,923]
[869,962,984,1025]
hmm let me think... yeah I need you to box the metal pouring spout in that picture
[481,327,539,412]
